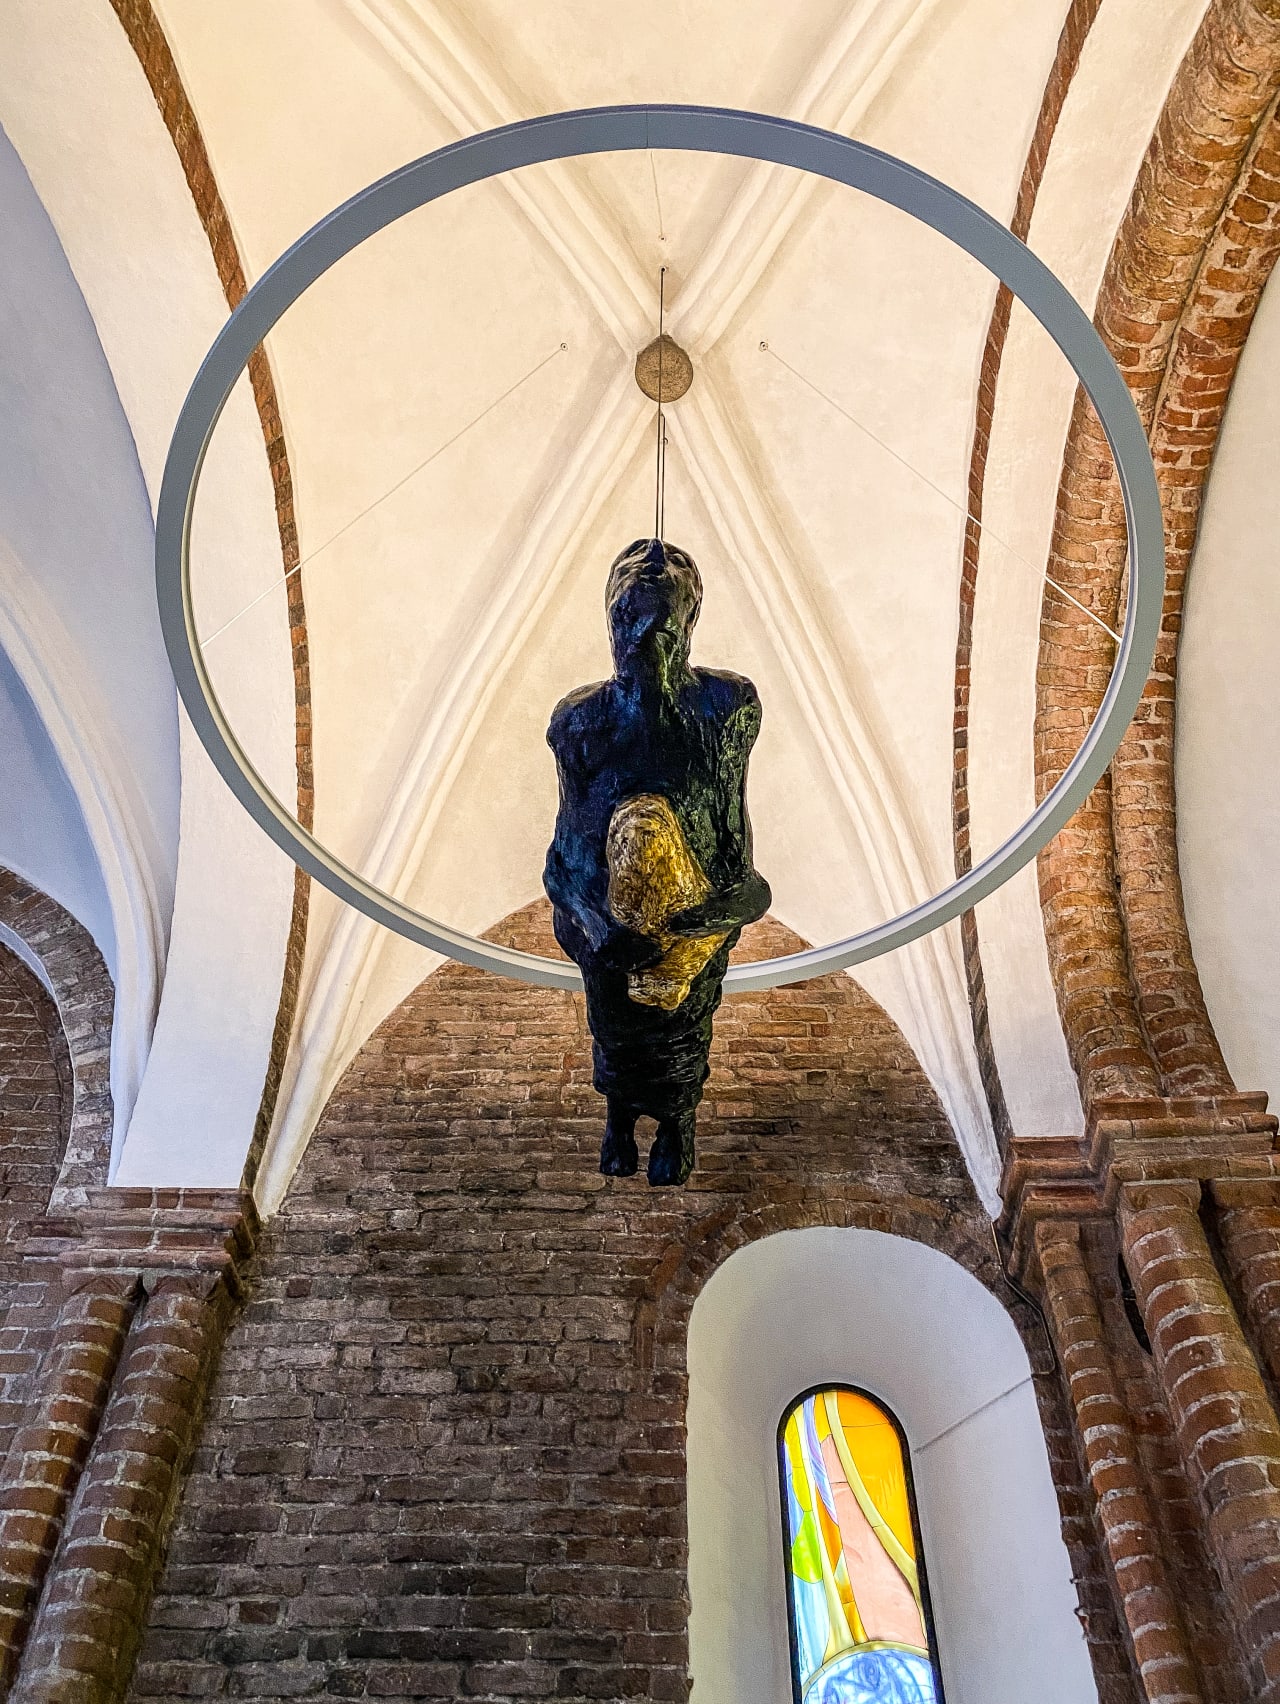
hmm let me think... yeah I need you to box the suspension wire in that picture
[198,339,569,649]
[659,418,669,542]
[761,339,1123,646]
[649,152,667,245]
[654,266,667,542]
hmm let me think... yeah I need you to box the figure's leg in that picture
[600,1098,639,1177]
[647,1109,696,1186]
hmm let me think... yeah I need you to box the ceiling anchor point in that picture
[635,333,693,403]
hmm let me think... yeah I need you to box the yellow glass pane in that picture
[834,1389,915,1562]
[784,1414,812,1513]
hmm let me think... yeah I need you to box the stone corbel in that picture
[20,1185,258,1298]
[1088,1093,1276,1208]
[999,1095,1279,1295]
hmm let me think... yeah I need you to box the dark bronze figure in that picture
[543,537,771,1185]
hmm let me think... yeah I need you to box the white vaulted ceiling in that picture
[0,0,1218,1208]
[0,0,299,1179]
[159,0,1072,1210]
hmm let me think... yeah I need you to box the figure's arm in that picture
[667,869,772,939]
[543,842,609,952]
[545,842,664,969]
[668,682,771,938]
[544,704,662,971]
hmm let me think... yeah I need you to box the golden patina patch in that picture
[606,795,728,1010]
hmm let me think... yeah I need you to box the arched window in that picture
[779,1386,945,1704]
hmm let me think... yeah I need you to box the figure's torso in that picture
[547,668,759,906]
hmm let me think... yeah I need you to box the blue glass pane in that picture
[806,1648,937,1704]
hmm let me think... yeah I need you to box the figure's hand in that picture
[669,873,771,939]
[595,923,665,973]
[666,899,724,940]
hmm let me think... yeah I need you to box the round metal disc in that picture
[155,105,1165,995]
[635,333,694,402]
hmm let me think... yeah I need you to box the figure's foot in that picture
[600,1109,639,1176]
[647,1114,696,1186]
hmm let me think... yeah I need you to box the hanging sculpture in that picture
[543,536,771,1185]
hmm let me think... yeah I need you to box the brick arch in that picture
[0,868,113,1204]
[634,1187,1004,1377]
[0,941,77,1498]
[0,945,70,1257]
[137,899,1137,1701]
[1034,0,1280,1105]
[631,1187,1147,1695]
[952,0,1103,1143]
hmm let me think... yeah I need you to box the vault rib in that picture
[264,0,983,1204]
[676,0,944,353]
[672,383,998,1202]
[344,0,651,349]
[0,543,166,1167]
[256,376,650,1209]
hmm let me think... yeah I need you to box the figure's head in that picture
[605,537,702,683]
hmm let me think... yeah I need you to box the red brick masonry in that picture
[1035,0,1280,1105]
[131,909,1123,1703]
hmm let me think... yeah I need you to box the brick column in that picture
[1120,1182,1280,1699]
[1211,1179,1280,1390]
[0,1274,138,1691]
[10,1273,233,1704]
[1036,1221,1202,1704]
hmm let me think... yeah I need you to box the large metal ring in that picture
[156,105,1164,994]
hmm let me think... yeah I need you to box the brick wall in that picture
[130,904,1128,1702]
[0,945,69,1463]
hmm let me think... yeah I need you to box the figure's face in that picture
[606,539,701,681]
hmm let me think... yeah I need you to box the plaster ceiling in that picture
[0,0,299,1176]
[0,0,1236,1209]
[0,117,176,1157]
[160,0,1087,1209]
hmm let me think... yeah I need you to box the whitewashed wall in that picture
[0,5,297,1181]
[687,1227,1096,1704]
[1178,264,1280,1110]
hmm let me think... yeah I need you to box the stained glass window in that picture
[779,1386,944,1704]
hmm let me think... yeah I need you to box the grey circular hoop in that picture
[156,105,1164,994]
